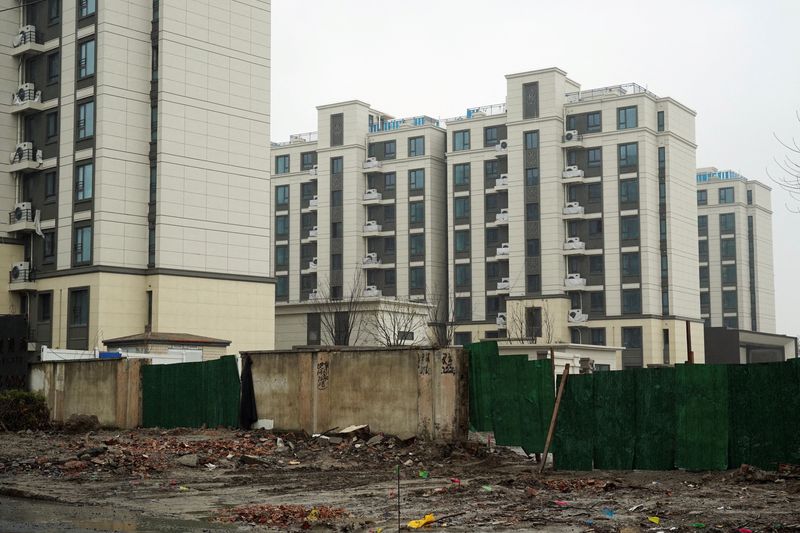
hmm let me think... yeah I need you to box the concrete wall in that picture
[29,358,146,428]
[244,347,468,441]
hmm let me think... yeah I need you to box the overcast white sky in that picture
[271,0,800,339]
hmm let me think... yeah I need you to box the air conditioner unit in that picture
[310,225,318,232]
[13,202,31,221]
[500,208,508,215]
[20,83,35,93]
[309,257,318,268]
[495,140,509,151]
[365,252,378,261]
[566,237,580,244]
[499,173,508,180]
[309,289,320,300]
[366,157,377,163]
[568,309,588,323]
[500,277,509,284]
[365,220,378,228]
[366,285,378,291]
[566,273,582,281]
[366,188,378,195]
[311,195,318,201]
[564,130,579,141]
[565,201,580,209]
[309,165,318,176]
[496,313,507,328]
[17,142,33,151]
[10,261,29,280]
[565,165,579,172]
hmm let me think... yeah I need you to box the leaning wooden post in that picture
[539,363,570,474]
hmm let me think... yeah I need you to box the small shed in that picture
[103,332,232,362]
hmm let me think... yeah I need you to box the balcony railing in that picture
[565,83,658,103]
[9,207,34,225]
[271,131,318,147]
[12,86,41,106]
[369,115,439,133]
[9,265,32,284]
[9,146,43,167]
[443,102,507,124]
[12,26,40,48]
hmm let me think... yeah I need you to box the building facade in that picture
[444,68,705,367]
[270,102,447,348]
[2,0,273,355]
[695,168,775,332]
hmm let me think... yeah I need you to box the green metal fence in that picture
[141,355,240,428]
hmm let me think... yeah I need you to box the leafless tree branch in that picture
[312,267,369,346]
[769,111,800,213]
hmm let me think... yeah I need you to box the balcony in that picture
[563,202,585,216]
[9,145,43,173]
[11,26,46,57]
[363,220,382,233]
[562,166,585,181]
[8,262,34,291]
[562,130,584,147]
[8,204,37,233]
[496,313,507,329]
[567,309,588,323]
[362,253,382,268]
[363,285,382,298]
[565,273,587,289]
[10,85,45,114]
[494,175,509,190]
[563,237,586,251]
[496,243,510,257]
[495,209,509,224]
[363,157,382,172]
[497,278,510,292]
[363,189,382,202]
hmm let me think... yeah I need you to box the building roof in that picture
[103,332,232,347]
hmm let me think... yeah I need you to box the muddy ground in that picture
[0,428,798,532]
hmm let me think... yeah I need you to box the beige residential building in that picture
[695,168,775,333]
[1,0,274,356]
[444,68,705,367]
[270,102,447,348]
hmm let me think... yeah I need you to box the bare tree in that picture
[311,267,369,346]
[425,285,456,347]
[768,111,800,212]
[541,300,557,344]
[505,304,529,344]
[369,300,428,347]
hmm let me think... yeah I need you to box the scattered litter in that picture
[216,504,347,528]
[691,524,706,529]
[407,514,435,529]
[178,486,189,492]
[288,460,301,466]
[602,507,615,518]
[648,516,661,525]
[481,485,493,492]
[419,470,429,479]
[738,529,753,533]
[629,504,645,512]
[554,500,568,507]
[204,463,217,470]
[450,478,461,485]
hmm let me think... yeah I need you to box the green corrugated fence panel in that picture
[491,354,528,446]
[593,370,636,469]
[468,342,497,432]
[788,359,800,465]
[553,373,594,470]
[675,364,729,471]
[727,364,750,468]
[634,367,676,470]
[141,356,240,428]
[748,362,790,470]
[520,358,555,456]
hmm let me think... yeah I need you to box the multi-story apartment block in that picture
[271,102,447,348]
[695,168,775,332]
[444,68,705,367]
[1,0,274,355]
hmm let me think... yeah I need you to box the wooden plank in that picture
[539,363,570,474]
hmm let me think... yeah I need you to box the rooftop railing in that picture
[443,103,507,124]
[696,169,745,183]
[369,115,440,133]
[272,130,318,147]
[565,83,658,103]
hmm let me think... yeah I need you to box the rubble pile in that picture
[215,503,349,528]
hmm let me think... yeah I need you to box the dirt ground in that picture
[0,428,799,532]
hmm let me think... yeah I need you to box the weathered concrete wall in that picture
[244,347,468,441]
[28,359,146,428]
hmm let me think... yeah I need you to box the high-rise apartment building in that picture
[1,0,273,355]
[444,68,704,367]
[695,168,775,332]
[270,102,447,347]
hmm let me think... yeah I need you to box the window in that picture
[526,203,539,221]
[275,155,289,174]
[46,112,58,140]
[455,264,471,288]
[276,276,288,299]
[77,100,95,139]
[698,240,708,262]
[409,202,424,224]
[275,185,289,208]
[330,157,343,176]
[384,204,395,223]
[486,227,499,244]
[409,169,424,192]
[324,253,338,271]
[454,163,470,186]
[622,290,641,314]
[331,221,342,238]
[590,292,605,313]
[590,328,606,346]
[620,216,640,240]
[79,0,96,17]
[617,106,638,129]
[566,115,577,131]
[657,111,665,132]
[484,127,498,147]
[39,292,53,322]
[618,142,638,168]
[385,269,396,286]
[622,253,640,277]
[747,189,753,205]
[454,197,470,219]
[720,238,736,259]
[525,168,540,186]
[526,274,541,293]
[723,290,738,311]
[526,238,540,256]
[485,194,498,213]
[410,267,425,290]
[699,266,709,287]
[700,292,711,312]
[301,182,315,202]
[658,147,666,178]
[567,151,578,167]
[622,327,642,349]
[587,148,602,168]
[330,190,342,207]
[75,162,93,201]
[454,231,470,253]
[45,172,57,200]
[722,264,737,285]
[275,245,289,269]
[48,0,60,23]
[719,187,734,204]
[486,296,501,317]
[454,298,471,321]
[69,290,89,330]
[454,130,470,151]
[409,234,425,257]
[275,215,289,238]
[408,136,424,157]
[384,140,396,160]
[620,179,639,203]
[587,112,601,133]
[454,332,472,346]
[524,131,539,150]
[698,215,708,235]
[47,53,60,84]
[43,231,55,262]
[74,226,92,264]
[723,316,739,329]
[301,152,316,170]
[78,39,95,78]
[150,105,157,142]
[697,190,708,205]
[588,219,603,236]
[588,183,602,202]
[384,172,396,192]
[589,255,604,274]
[719,213,735,234]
